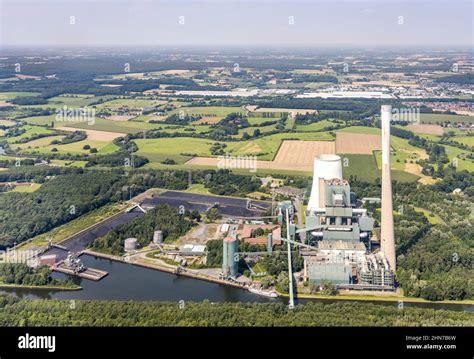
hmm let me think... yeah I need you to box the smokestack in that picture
[380,105,396,271]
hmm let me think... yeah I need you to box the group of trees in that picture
[91,205,198,255]
[0,170,126,248]
[1,296,472,326]
[202,169,261,196]
[0,263,73,287]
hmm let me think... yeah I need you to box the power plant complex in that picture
[302,105,396,289]
[218,105,397,292]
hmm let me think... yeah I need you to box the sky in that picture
[0,0,472,48]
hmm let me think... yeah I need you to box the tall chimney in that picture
[381,105,396,271]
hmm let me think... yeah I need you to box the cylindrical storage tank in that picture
[267,233,273,253]
[307,154,343,211]
[124,237,138,252]
[223,236,239,277]
[153,230,163,244]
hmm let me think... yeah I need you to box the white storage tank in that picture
[153,230,163,244]
[124,237,138,252]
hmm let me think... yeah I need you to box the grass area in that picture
[17,203,126,251]
[135,137,215,164]
[296,119,336,132]
[10,183,42,193]
[20,138,119,155]
[67,118,163,134]
[6,125,56,143]
[419,113,474,124]
[12,135,65,150]
[340,153,419,183]
[452,135,474,147]
[337,126,380,135]
[20,115,56,126]
[0,91,40,100]
[443,144,474,171]
[166,106,245,117]
[95,98,165,110]
[374,150,420,171]
[0,282,81,290]
[226,132,334,160]
[184,184,212,195]
[0,119,16,127]
[234,124,276,137]
[413,207,445,225]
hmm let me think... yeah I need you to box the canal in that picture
[1,255,472,312]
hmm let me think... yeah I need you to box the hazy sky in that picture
[0,0,472,47]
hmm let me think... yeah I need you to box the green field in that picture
[0,92,40,100]
[226,132,335,160]
[135,137,215,163]
[66,118,161,134]
[444,144,474,171]
[413,207,445,225]
[5,125,56,143]
[95,98,166,110]
[13,135,65,150]
[166,106,245,117]
[419,113,474,124]
[0,119,16,127]
[296,119,336,132]
[20,115,56,126]
[452,135,474,147]
[21,138,119,155]
[340,153,419,182]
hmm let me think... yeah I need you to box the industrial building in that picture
[301,106,397,290]
[222,234,239,278]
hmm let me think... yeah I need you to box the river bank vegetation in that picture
[0,296,472,326]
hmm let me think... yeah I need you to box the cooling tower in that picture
[380,105,396,271]
[307,154,343,211]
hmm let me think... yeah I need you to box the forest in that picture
[0,263,74,288]
[0,295,472,327]
[0,171,126,248]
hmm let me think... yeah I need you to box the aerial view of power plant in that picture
[0,0,472,356]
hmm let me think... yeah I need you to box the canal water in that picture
[1,255,472,312]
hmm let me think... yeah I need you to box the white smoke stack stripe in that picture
[380,105,396,271]
[307,154,343,211]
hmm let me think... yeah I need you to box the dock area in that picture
[54,263,108,281]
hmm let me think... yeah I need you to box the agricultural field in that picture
[335,132,381,154]
[66,118,163,134]
[419,113,474,124]
[20,115,56,126]
[166,106,245,118]
[135,137,215,164]
[95,98,166,110]
[187,140,336,172]
[56,127,125,141]
[0,92,40,100]
[0,119,16,127]
[20,138,119,155]
[444,144,474,171]
[406,124,444,136]
[296,119,336,132]
[340,153,419,183]
[4,125,56,143]
[452,135,474,147]
[12,135,66,151]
